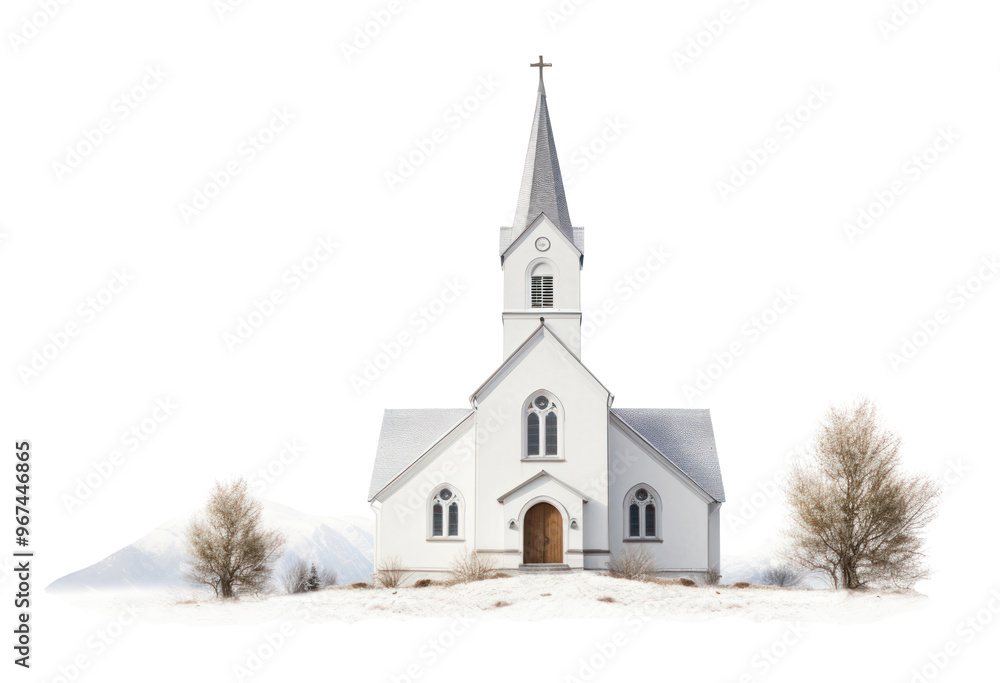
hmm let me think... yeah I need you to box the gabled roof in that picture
[496,469,590,503]
[469,322,613,405]
[367,409,472,501]
[503,73,583,255]
[611,409,726,503]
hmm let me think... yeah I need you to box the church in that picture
[368,59,725,581]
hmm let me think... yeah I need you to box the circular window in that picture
[439,489,452,501]
[534,396,549,410]
[636,489,648,501]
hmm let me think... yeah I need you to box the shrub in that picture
[449,551,499,583]
[281,559,338,594]
[414,578,434,588]
[733,582,751,589]
[374,555,410,589]
[349,582,369,589]
[704,567,721,586]
[678,578,697,587]
[606,547,656,581]
[281,559,310,594]
[761,566,804,588]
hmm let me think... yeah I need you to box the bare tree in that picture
[318,566,338,588]
[184,478,286,599]
[783,398,940,589]
[281,558,310,595]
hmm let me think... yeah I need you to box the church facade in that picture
[368,61,725,581]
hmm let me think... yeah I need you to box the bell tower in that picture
[498,57,585,360]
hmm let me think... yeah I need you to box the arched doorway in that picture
[523,502,563,564]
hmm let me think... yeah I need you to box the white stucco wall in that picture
[607,419,714,572]
[475,329,610,568]
[501,216,582,358]
[373,417,477,572]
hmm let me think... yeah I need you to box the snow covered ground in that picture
[54,572,927,626]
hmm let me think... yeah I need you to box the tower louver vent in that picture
[531,275,554,308]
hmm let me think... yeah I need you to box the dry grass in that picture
[413,579,437,588]
[374,555,411,589]
[493,600,512,608]
[597,596,616,603]
[704,567,722,586]
[655,577,697,587]
[606,547,656,581]
[449,551,500,583]
[732,582,752,589]
[349,581,370,589]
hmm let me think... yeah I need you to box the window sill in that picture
[623,537,663,543]
[521,456,565,462]
[427,537,466,542]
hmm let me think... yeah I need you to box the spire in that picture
[512,56,575,244]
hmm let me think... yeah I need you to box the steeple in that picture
[499,57,585,361]
[510,56,577,248]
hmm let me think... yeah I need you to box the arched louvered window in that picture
[428,486,463,539]
[524,393,561,458]
[625,485,661,539]
[529,262,555,308]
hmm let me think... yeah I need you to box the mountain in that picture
[47,500,374,592]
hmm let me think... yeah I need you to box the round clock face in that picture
[535,237,550,251]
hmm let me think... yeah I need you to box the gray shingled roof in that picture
[612,409,726,502]
[368,409,472,501]
[503,76,583,255]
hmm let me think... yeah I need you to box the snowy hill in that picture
[47,500,374,592]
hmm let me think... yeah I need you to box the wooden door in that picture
[523,502,563,564]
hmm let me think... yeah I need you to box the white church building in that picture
[368,60,725,580]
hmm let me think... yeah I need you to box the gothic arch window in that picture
[624,484,660,540]
[524,392,561,458]
[528,261,555,309]
[428,485,463,540]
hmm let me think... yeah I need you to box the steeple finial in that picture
[530,55,552,90]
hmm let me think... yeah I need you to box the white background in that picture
[1,0,998,681]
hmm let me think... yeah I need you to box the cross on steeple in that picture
[530,55,552,80]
